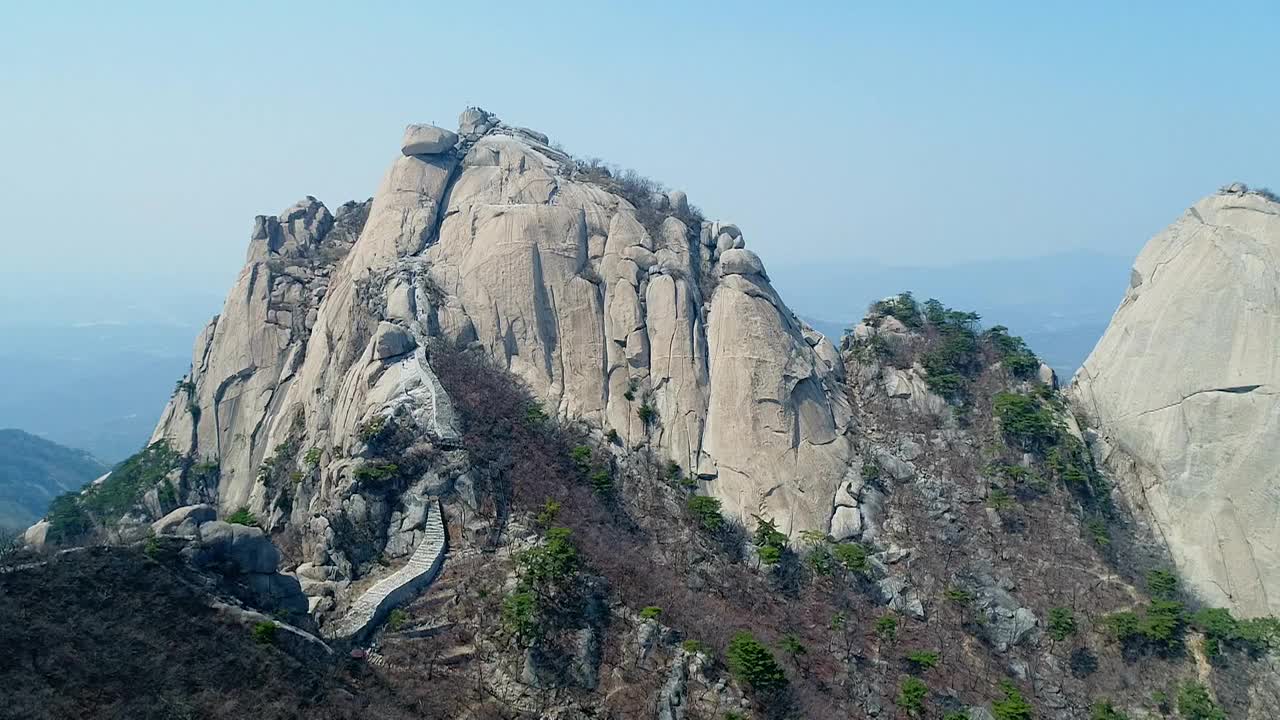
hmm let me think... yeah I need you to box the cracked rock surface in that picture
[1071,188,1280,617]
[148,106,858,590]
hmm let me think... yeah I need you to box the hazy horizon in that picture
[3,2,1278,290]
[3,1,1278,460]
[3,8,1278,715]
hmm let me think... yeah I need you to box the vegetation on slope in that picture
[45,440,184,544]
[0,545,436,720]
[846,292,1280,720]
[12,293,1280,719]
[433,333,1231,718]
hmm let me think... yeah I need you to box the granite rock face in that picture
[145,108,858,620]
[418,119,856,534]
[151,503,216,537]
[196,520,281,574]
[1071,187,1280,617]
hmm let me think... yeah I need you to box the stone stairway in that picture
[363,642,474,672]
[398,345,462,445]
[363,557,481,671]
[321,499,447,643]
[420,357,461,444]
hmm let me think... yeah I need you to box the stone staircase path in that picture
[321,499,447,642]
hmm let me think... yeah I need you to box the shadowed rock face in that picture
[1072,188,1280,617]
[149,107,857,590]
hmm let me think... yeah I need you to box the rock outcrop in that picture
[416,117,854,531]
[1072,186,1280,617]
[400,124,458,156]
[150,196,370,512]
[147,105,858,605]
[25,156,1280,717]
[150,504,309,615]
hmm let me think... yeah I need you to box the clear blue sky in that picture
[1,1,1277,295]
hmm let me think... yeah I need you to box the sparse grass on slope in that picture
[0,545,441,720]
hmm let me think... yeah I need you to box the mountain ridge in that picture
[18,112,1280,719]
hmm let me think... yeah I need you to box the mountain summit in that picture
[150,107,854,548]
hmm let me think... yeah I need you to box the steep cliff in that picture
[1072,184,1280,618]
[143,108,853,581]
[19,294,1276,720]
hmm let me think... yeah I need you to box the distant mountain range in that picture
[0,274,221,463]
[0,322,197,463]
[0,429,106,532]
[770,250,1132,380]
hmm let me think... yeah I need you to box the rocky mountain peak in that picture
[18,114,1280,720]
[100,108,855,581]
[1072,186,1280,617]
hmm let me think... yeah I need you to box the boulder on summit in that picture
[400,124,458,155]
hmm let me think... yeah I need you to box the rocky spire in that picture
[145,108,858,601]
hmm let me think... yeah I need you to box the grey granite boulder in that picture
[667,190,688,214]
[246,572,309,615]
[875,449,916,481]
[197,520,280,574]
[458,107,493,136]
[152,504,216,537]
[717,248,766,277]
[401,124,458,155]
[974,585,1038,651]
[877,575,925,618]
[829,505,862,540]
[23,520,50,548]
[372,321,416,360]
[1037,362,1057,389]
